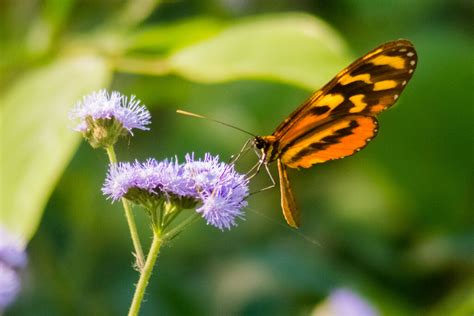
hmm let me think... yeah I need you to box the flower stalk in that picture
[128,226,163,316]
[106,146,145,270]
[127,204,198,315]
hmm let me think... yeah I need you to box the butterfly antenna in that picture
[177,109,256,137]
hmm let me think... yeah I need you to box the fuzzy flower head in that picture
[0,226,27,311]
[102,153,249,230]
[69,90,151,148]
[312,288,379,316]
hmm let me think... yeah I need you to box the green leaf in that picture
[168,13,351,90]
[129,17,225,55]
[0,56,112,242]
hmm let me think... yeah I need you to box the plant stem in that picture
[106,146,145,270]
[128,228,162,316]
[163,212,200,241]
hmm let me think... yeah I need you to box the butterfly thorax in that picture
[254,135,278,164]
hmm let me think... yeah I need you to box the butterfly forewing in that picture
[273,40,417,164]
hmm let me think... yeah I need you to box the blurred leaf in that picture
[0,55,112,242]
[168,13,351,90]
[26,0,76,57]
[129,17,225,55]
[407,232,474,273]
[319,163,411,237]
[113,0,162,29]
[428,278,474,316]
[42,0,76,29]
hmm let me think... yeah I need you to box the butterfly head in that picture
[253,136,266,150]
[253,135,278,163]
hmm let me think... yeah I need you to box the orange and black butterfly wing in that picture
[277,159,299,228]
[274,39,417,163]
[279,115,378,168]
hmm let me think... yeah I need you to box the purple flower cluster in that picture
[102,153,249,230]
[313,288,379,316]
[70,89,151,134]
[0,227,27,311]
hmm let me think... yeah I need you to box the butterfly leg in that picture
[228,138,252,164]
[260,162,276,191]
[246,160,262,179]
[248,163,276,195]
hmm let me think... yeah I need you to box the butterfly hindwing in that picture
[277,159,299,228]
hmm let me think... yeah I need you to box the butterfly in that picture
[252,39,417,228]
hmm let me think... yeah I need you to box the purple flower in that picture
[70,90,151,148]
[0,226,27,311]
[102,153,249,230]
[0,263,20,311]
[313,288,379,316]
[0,228,27,270]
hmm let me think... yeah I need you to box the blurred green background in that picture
[1,0,473,315]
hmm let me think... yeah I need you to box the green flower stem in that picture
[128,228,163,316]
[162,208,181,229]
[163,212,200,241]
[106,146,145,270]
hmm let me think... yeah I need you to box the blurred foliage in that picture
[1,0,473,315]
[1,56,111,242]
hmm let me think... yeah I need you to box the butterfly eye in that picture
[254,137,265,150]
